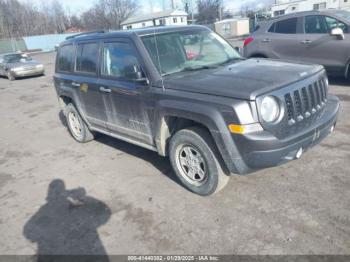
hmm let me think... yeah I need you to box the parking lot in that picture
[0,52,349,255]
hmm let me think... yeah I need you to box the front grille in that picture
[284,77,328,125]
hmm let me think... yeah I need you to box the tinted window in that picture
[58,45,74,72]
[102,42,141,80]
[325,16,348,33]
[274,18,298,34]
[76,43,99,74]
[305,16,327,33]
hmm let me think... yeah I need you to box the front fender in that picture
[153,99,250,174]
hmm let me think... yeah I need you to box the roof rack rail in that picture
[66,30,106,40]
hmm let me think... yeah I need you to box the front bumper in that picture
[12,68,44,77]
[235,94,340,173]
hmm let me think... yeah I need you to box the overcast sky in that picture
[18,0,273,15]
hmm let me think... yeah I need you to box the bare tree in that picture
[195,0,221,24]
[0,0,137,39]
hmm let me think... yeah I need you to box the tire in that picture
[7,71,15,81]
[65,103,94,143]
[169,126,230,196]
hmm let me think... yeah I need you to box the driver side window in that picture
[325,16,348,33]
[102,42,141,80]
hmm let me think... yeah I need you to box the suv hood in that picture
[162,59,324,100]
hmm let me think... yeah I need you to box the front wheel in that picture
[169,127,230,196]
[7,71,15,81]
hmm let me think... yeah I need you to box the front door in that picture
[299,15,349,74]
[98,39,153,146]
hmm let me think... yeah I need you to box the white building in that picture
[271,0,350,17]
[121,10,188,30]
[214,18,250,38]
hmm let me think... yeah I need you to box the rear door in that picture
[73,41,107,130]
[299,15,349,73]
[98,38,154,146]
[264,17,306,60]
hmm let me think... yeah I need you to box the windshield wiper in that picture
[220,57,245,66]
[182,65,217,72]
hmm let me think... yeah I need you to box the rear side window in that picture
[76,42,99,74]
[58,45,74,72]
[269,18,298,34]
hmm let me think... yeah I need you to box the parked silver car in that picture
[0,53,44,81]
[244,10,350,77]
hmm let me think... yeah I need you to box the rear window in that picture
[75,42,99,74]
[57,45,74,72]
[269,18,298,34]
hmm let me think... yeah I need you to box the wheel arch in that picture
[57,92,90,128]
[153,100,248,175]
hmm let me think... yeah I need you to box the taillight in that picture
[244,37,254,47]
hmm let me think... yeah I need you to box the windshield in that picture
[334,10,350,20]
[4,54,32,63]
[142,30,241,76]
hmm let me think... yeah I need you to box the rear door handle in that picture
[99,86,111,93]
[262,38,271,43]
[301,40,312,44]
[72,82,80,87]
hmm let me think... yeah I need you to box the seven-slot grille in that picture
[284,77,328,125]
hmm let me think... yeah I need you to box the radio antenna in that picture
[153,27,165,91]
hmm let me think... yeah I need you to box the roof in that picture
[214,18,249,24]
[270,9,346,20]
[272,0,304,7]
[121,10,188,25]
[60,25,209,45]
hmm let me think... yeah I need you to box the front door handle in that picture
[301,40,312,44]
[99,86,111,93]
[262,38,271,43]
[72,82,80,87]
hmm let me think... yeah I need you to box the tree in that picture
[0,0,138,39]
[195,0,222,24]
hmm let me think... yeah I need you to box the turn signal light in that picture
[228,124,245,134]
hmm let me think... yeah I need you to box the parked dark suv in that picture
[244,10,350,77]
[54,26,339,196]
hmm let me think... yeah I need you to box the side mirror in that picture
[330,28,345,40]
[127,65,149,85]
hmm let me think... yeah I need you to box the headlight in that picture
[36,64,43,69]
[260,96,280,123]
[11,67,24,72]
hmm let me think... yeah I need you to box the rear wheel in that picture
[169,126,230,196]
[65,103,94,143]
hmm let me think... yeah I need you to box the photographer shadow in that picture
[23,179,111,262]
